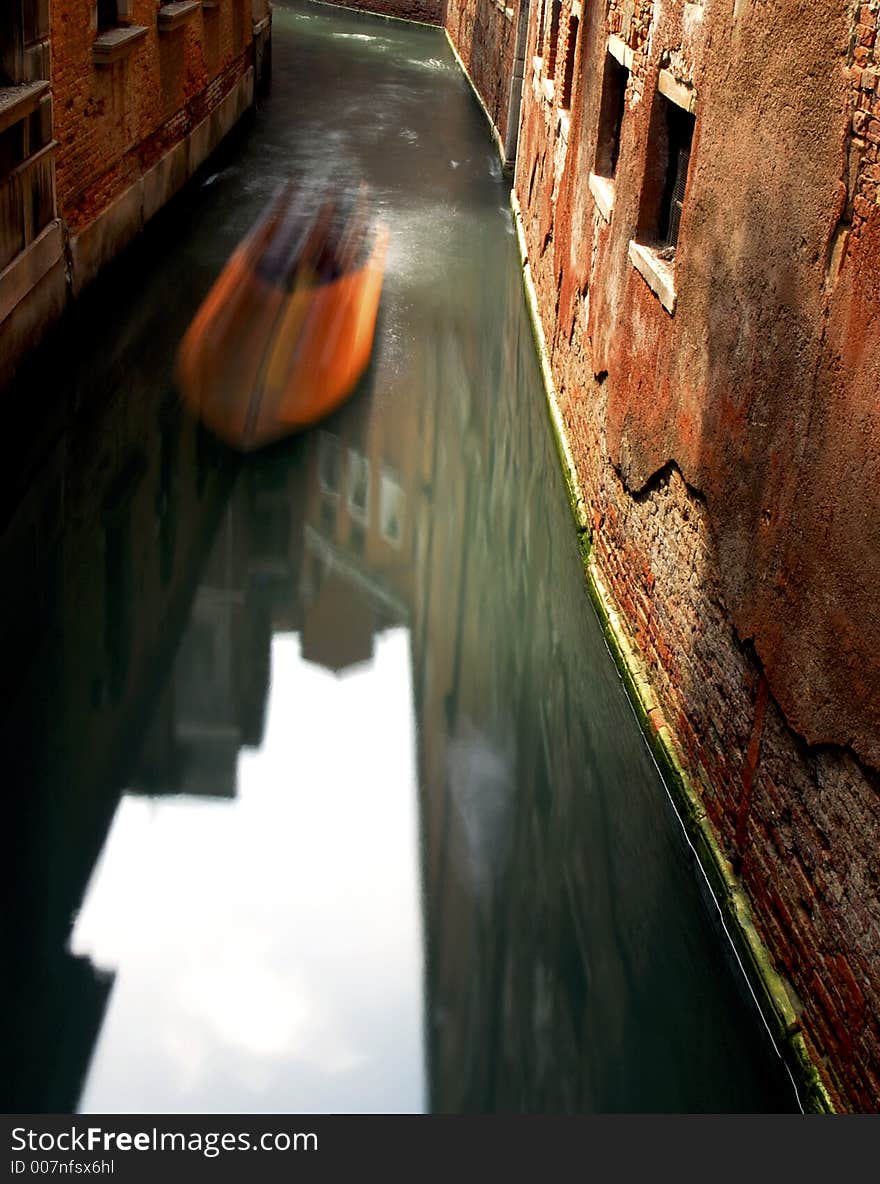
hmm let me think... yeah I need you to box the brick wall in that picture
[317,0,443,26]
[444,0,520,147]
[52,0,256,234]
[498,0,880,1110]
[849,2,879,238]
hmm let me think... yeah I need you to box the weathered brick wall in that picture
[573,442,880,1110]
[504,0,880,1110]
[850,2,879,237]
[444,0,519,146]
[606,0,651,101]
[52,1,255,234]
[317,0,443,26]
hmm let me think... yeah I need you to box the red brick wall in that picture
[318,0,443,26]
[500,0,880,1109]
[850,3,879,238]
[52,0,255,234]
[444,0,520,147]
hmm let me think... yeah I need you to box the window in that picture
[0,123,26,183]
[630,81,696,314]
[0,3,54,271]
[536,0,547,57]
[637,89,695,257]
[320,496,337,534]
[0,6,23,86]
[560,16,579,109]
[2,1,48,83]
[595,53,628,179]
[93,0,148,62]
[546,0,562,76]
[318,431,343,497]
[97,0,119,31]
[347,450,370,524]
[380,469,405,548]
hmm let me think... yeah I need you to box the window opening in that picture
[595,53,628,178]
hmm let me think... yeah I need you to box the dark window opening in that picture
[595,53,628,178]
[28,101,51,157]
[560,16,578,109]
[350,520,366,555]
[0,122,26,181]
[320,496,337,534]
[637,93,695,257]
[547,0,562,77]
[659,103,693,250]
[2,2,49,82]
[23,0,48,44]
[1,4,24,85]
[536,0,547,57]
[97,0,119,32]
[253,506,291,561]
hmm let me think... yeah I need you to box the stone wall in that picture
[491,0,880,1110]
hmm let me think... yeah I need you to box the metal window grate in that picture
[664,144,690,248]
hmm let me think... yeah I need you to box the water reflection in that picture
[1,0,798,1114]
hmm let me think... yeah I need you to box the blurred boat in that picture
[176,185,389,452]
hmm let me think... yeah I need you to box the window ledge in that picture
[589,173,615,223]
[158,1,201,31]
[629,240,676,314]
[608,34,634,70]
[92,26,148,65]
[7,139,57,182]
[658,67,697,113]
[0,81,50,135]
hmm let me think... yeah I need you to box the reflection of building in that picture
[133,495,271,799]
[262,346,425,677]
[407,244,793,1113]
[298,423,412,673]
[2,948,113,1115]
[0,300,236,1114]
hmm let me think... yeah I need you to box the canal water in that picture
[1,0,798,1113]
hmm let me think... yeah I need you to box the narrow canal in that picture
[1,0,798,1113]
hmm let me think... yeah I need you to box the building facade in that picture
[0,0,272,386]
[449,0,880,1112]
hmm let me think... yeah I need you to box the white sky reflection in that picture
[71,629,425,1113]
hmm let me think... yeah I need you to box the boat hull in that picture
[176,215,389,452]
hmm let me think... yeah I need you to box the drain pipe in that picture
[503,0,532,171]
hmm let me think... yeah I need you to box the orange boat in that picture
[176,187,389,452]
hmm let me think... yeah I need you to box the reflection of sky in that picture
[71,630,425,1114]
